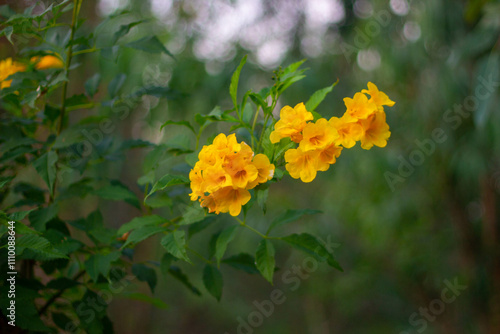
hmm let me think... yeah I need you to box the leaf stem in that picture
[235,217,268,239]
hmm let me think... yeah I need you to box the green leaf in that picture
[0,176,14,189]
[305,79,339,112]
[85,251,121,282]
[221,253,259,274]
[120,292,168,309]
[188,216,216,239]
[94,184,140,209]
[122,225,166,248]
[282,59,306,78]
[132,263,157,293]
[113,19,148,43]
[203,264,223,301]
[84,73,101,98]
[255,239,275,284]
[229,55,247,109]
[33,151,58,194]
[215,225,238,266]
[46,277,78,290]
[29,204,58,231]
[281,233,342,271]
[266,209,322,235]
[65,94,90,109]
[167,266,202,296]
[145,174,189,201]
[255,186,269,214]
[108,73,126,98]
[118,215,166,235]
[52,127,84,148]
[161,230,191,263]
[126,36,175,59]
[1,26,13,44]
[160,120,196,134]
[16,234,68,260]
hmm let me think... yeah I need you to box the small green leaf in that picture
[167,266,201,296]
[120,292,168,309]
[255,239,275,284]
[161,231,191,263]
[118,215,166,235]
[229,55,247,109]
[2,26,13,44]
[132,263,157,293]
[29,205,58,231]
[266,209,322,235]
[113,19,148,43]
[126,36,175,59]
[84,73,101,98]
[221,253,259,274]
[145,174,189,201]
[122,225,166,248]
[305,79,339,112]
[203,264,223,301]
[108,73,126,98]
[160,120,196,134]
[215,225,238,266]
[85,251,121,282]
[33,151,58,194]
[93,184,140,209]
[255,186,269,214]
[281,233,342,271]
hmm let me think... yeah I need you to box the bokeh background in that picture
[2,0,500,333]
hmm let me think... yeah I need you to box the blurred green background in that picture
[3,0,500,333]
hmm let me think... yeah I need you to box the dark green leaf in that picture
[117,215,166,235]
[126,36,175,59]
[122,225,166,248]
[120,292,168,309]
[266,209,322,235]
[132,263,157,293]
[160,120,196,134]
[29,204,58,231]
[221,253,259,274]
[113,20,148,43]
[108,73,126,98]
[85,251,121,282]
[93,184,140,209]
[281,233,342,271]
[167,266,201,296]
[84,73,101,98]
[203,265,223,301]
[33,151,58,194]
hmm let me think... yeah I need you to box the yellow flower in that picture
[299,118,339,152]
[218,187,252,216]
[190,133,274,216]
[361,82,395,110]
[0,58,26,89]
[343,92,377,120]
[359,111,391,150]
[270,103,314,143]
[329,115,364,148]
[317,144,343,171]
[247,154,275,189]
[284,147,320,183]
[31,54,64,70]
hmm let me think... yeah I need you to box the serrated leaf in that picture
[255,239,275,284]
[132,263,157,293]
[122,225,166,248]
[29,205,58,231]
[85,251,121,282]
[221,253,259,274]
[266,209,321,235]
[33,151,58,194]
[305,79,339,112]
[215,225,238,266]
[16,234,68,260]
[281,233,342,271]
[203,265,223,301]
[160,120,195,134]
[161,231,191,263]
[84,73,101,98]
[229,55,247,109]
[118,215,166,235]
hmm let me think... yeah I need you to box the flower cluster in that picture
[189,133,275,216]
[270,82,395,183]
[0,55,64,89]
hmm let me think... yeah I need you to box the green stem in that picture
[235,217,268,239]
[57,0,81,135]
[187,247,212,264]
[250,106,261,150]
